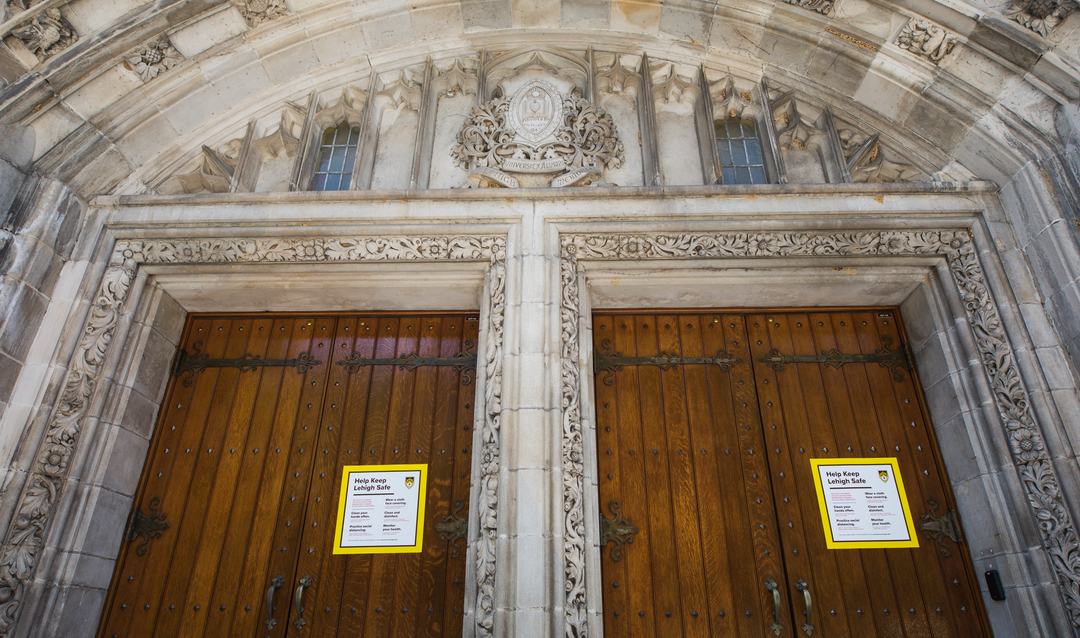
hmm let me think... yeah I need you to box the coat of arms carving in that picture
[452,66,624,187]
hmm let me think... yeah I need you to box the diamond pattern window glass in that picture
[716,117,767,185]
[311,122,360,191]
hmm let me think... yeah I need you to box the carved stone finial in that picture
[125,40,183,82]
[896,18,958,63]
[595,56,642,99]
[781,0,833,15]
[235,0,289,28]
[452,65,623,188]
[651,69,699,106]
[436,59,478,98]
[13,8,76,61]
[1005,0,1078,36]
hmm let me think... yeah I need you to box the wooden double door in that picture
[594,309,992,638]
[99,313,477,638]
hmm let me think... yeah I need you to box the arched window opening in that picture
[311,122,360,190]
[716,117,766,185]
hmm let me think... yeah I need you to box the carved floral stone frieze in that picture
[896,18,958,63]
[235,0,289,28]
[1005,0,1078,36]
[125,40,183,83]
[13,8,76,61]
[559,230,1080,636]
[452,66,624,188]
[0,234,506,638]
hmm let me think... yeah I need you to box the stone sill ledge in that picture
[96,181,1001,208]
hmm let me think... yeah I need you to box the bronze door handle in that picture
[263,574,285,630]
[794,578,815,636]
[292,575,313,631]
[764,576,783,635]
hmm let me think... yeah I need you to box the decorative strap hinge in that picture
[757,334,913,382]
[126,497,170,556]
[600,501,639,562]
[435,498,468,558]
[916,497,961,557]
[593,338,741,386]
[174,340,322,386]
[335,340,477,385]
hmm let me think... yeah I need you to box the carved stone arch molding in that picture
[0,234,508,638]
[557,229,1080,637]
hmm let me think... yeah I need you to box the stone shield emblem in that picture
[508,80,563,144]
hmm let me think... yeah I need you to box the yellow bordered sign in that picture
[810,457,919,549]
[333,464,427,554]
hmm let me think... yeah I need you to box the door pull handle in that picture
[794,578,815,636]
[764,577,783,635]
[293,575,313,631]
[263,574,285,630]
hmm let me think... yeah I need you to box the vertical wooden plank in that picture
[328,317,378,637]
[593,315,632,637]
[145,317,253,638]
[609,315,658,637]
[655,315,709,637]
[97,316,215,638]
[441,316,479,637]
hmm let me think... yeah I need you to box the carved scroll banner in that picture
[0,235,506,638]
[559,230,1080,637]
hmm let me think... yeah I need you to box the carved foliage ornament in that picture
[475,253,505,637]
[782,0,833,15]
[0,235,506,638]
[236,0,289,28]
[1005,0,1078,36]
[896,18,958,63]
[125,40,183,83]
[13,8,76,61]
[559,231,1080,636]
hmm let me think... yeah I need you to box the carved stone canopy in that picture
[452,65,624,188]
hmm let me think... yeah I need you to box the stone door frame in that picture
[0,229,507,638]
[558,223,1080,638]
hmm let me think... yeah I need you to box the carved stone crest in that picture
[452,66,624,188]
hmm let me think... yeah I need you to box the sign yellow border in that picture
[333,464,428,555]
[810,457,919,549]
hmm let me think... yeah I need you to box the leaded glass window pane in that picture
[311,122,360,191]
[716,117,767,185]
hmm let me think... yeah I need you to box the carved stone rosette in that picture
[558,230,1080,634]
[896,18,958,63]
[125,40,183,83]
[0,235,506,638]
[1005,0,1078,36]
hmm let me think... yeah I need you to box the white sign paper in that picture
[811,458,918,548]
[334,465,426,553]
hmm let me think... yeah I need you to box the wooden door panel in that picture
[285,314,476,638]
[598,309,991,638]
[748,313,883,638]
[594,313,790,638]
[98,316,336,638]
[746,310,989,638]
[100,313,474,638]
